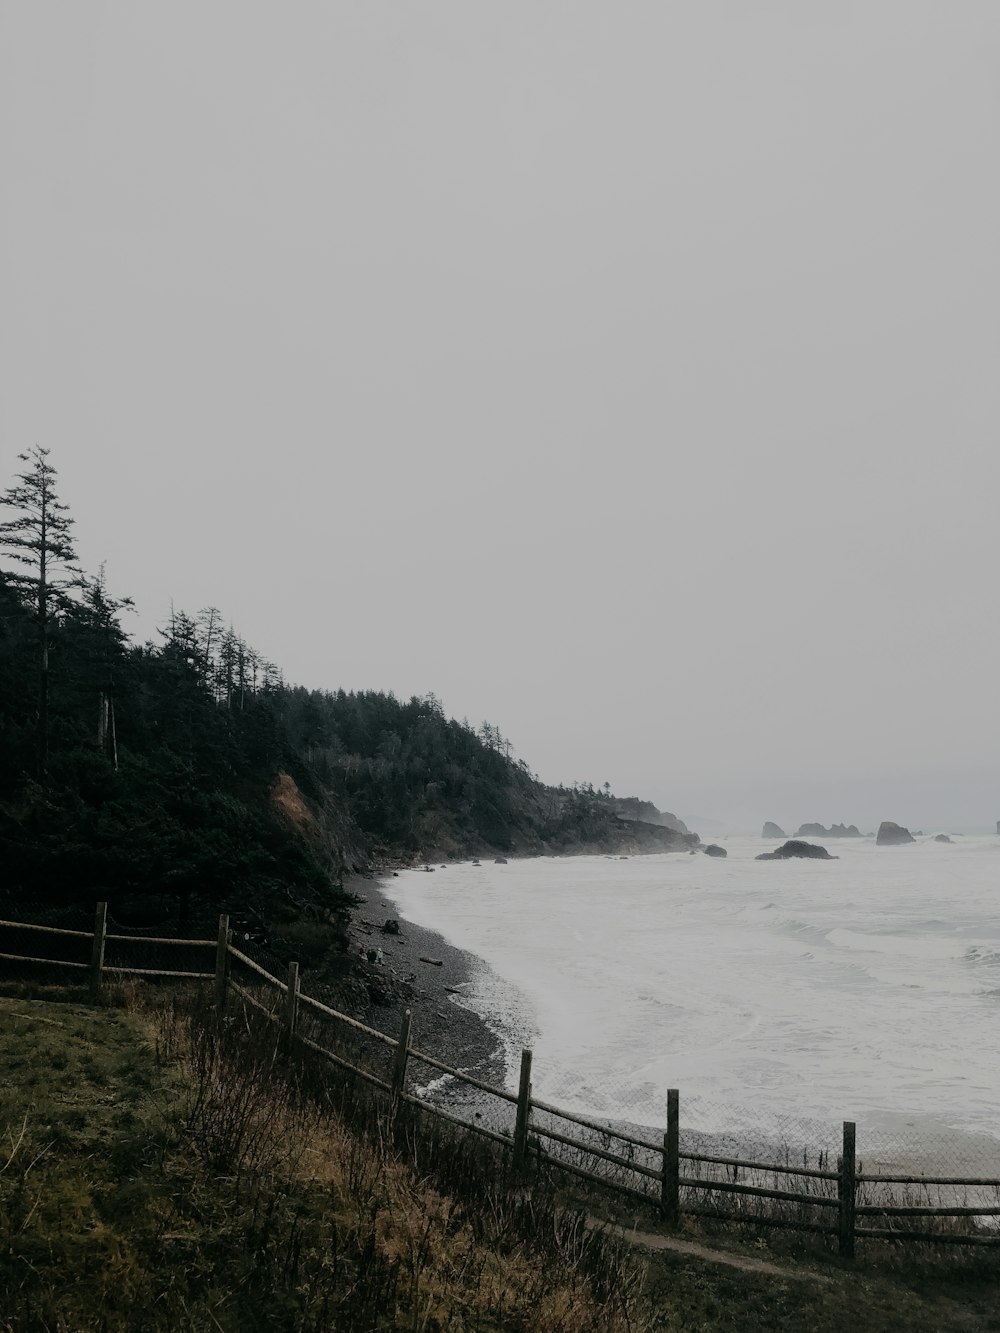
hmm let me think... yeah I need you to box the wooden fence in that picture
[3,905,1000,1258]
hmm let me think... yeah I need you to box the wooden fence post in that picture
[838,1120,857,1258]
[284,961,300,1039]
[214,914,230,1014]
[90,901,107,998]
[513,1048,533,1170]
[661,1088,680,1227]
[390,1008,412,1114]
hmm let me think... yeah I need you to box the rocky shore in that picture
[340,872,508,1092]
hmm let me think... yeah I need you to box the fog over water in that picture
[384,839,1000,1149]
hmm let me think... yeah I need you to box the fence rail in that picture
[3,904,1000,1258]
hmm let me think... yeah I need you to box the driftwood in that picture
[419,955,444,967]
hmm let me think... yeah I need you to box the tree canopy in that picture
[0,451,670,930]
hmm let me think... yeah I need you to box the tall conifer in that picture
[0,448,80,771]
[79,565,133,766]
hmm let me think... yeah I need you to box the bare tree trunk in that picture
[98,691,109,752]
[38,638,49,773]
[38,534,48,774]
[109,697,119,771]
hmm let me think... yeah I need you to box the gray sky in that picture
[3,3,998,832]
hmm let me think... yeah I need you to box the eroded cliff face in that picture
[612,798,691,835]
[271,771,372,877]
[271,769,697,885]
[272,771,316,831]
[561,819,698,858]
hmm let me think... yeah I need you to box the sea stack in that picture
[762,821,786,838]
[795,822,863,839]
[756,840,836,861]
[876,821,915,846]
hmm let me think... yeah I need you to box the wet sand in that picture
[346,872,508,1090]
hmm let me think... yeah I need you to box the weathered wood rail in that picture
[3,903,1000,1257]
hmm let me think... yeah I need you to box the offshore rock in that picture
[877,821,915,846]
[796,822,862,838]
[762,822,786,838]
[702,843,727,857]
[756,840,836,861]
[933,834,953,844]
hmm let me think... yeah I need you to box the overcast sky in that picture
[3,3,998,832]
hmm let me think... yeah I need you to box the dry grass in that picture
[0,992,646,1331]
[4,986,1000,1332]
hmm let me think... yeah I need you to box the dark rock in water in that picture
[756,840,837,861]
[702,843,727,857]
[796,822,863,839]
[876,821,915,846]
[494,857,508,864]
[933,834,953,844]
[382,919,400,935]
[762,822,786,839]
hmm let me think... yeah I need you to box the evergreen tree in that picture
[76,565,133,767]
[0,448,80,771]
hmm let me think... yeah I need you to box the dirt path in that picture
[587,1216,831,1282]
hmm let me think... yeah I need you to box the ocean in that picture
[382,836,1000,1162]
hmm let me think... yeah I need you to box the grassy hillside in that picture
[1,989,996,1332]
[0,990,643,1331]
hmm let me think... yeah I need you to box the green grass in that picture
[0,994,641,1331]
[555,1183,1000,1332]
[0,998,183,1327]
[2,991,998,1332]
[638,1246,1000,1332]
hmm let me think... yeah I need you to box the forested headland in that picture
[0,450,693,934]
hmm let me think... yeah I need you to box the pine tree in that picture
[196,606,222,678]
[78,564,133,767]
[0,448,80,771]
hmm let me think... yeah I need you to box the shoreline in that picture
[343,853,1000,1176]
[344,871,509,1093]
